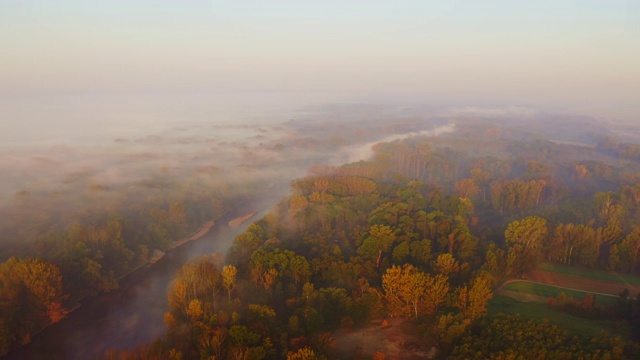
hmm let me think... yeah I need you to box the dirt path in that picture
[523,270,640,297]
[499,289,550,303]
[334,318,435,359]
[499,279,620,300]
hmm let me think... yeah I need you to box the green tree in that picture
[358,225,396,269]
[227,232,262,268]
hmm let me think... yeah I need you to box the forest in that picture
[3,112,640,359]
[100,116,640,359]
[3,0,640,358]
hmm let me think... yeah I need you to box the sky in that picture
[1,1,639,121]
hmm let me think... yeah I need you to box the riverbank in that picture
[228,212,256,227]
[0,220,225,359]
[150,219,217,264]
[6,218,219,358]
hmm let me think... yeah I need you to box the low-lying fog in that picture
[1,93,336,180]
[2,92,635,259]
[0,93,458,255]
[0,93,449,205]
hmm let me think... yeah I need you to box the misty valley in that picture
[1,104,640,359]
[3,0,639,358]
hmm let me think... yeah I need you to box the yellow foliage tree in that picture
[287,346,325,360]
[454,274,493,320]
[222,265,238,301]
[382,264,449,319]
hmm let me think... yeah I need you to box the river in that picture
[4,196,281,360]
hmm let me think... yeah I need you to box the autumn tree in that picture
[505,216,548,275]
[167,255,221,316]
[454,178,480,200]
[287,346,326,360]
[470,168,491,201]
[594,191,624,243]
[0,257,68,356]
[454,272,493,320]
[289,195,310,218]
[546,223,601,266]
[434,253,460,277]
[483,244,507,281]
[222,265,238,301]
[490,179,547,213]
[421,273,450,316]
[617,226,640,272]
[382,264,449,318]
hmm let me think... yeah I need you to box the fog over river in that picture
[5,199,280,359]
[1,92,457,359]
[2,92,336,358]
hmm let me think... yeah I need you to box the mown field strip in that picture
[538,263,640,286]
[501,280,618,306]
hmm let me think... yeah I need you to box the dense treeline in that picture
[6,116,640,358]
[332,136,640,276]
[597,140,640,162]
[450,313,639,359]
[0,171,255,356]
[106,130,640,359]
[107,174,496,359]
[0,258,67,355]
[113,169,640,358]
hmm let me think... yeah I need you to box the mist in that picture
[337,123,458,164]
[2,1,640,358]
[0,94,625,243]
[4,91,640,358]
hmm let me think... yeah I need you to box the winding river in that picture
[5,196,280,360]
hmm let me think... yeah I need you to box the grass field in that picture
[491,263,637,340]
[489,295,631,339]
[538,263,640,287]
[502,281,618,307]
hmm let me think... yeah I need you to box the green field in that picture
[502,281,618,307]
[538,263,640,287]
[489,295,631,339]
[490,263,637,340]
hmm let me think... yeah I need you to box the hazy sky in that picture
[1,1,639,120]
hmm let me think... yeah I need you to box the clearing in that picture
[333,318,436,360]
